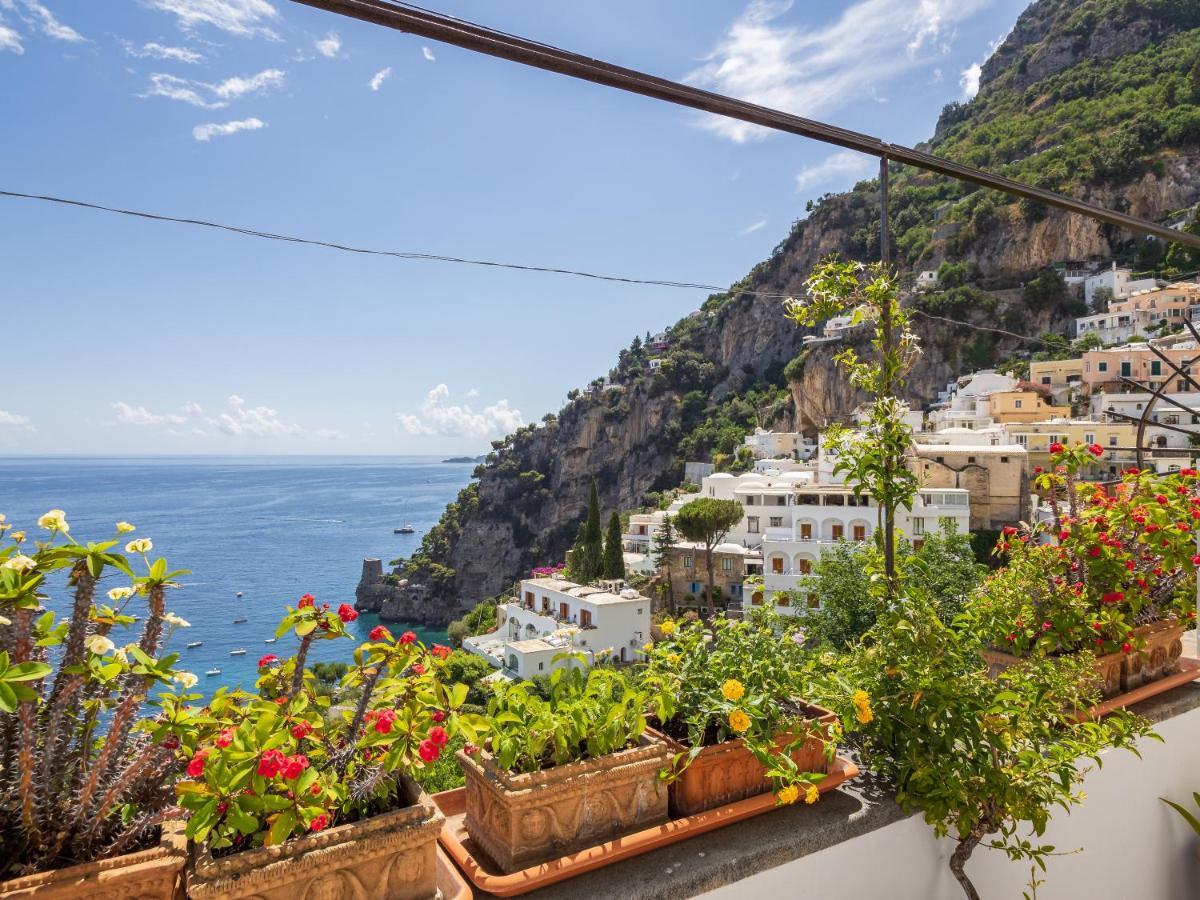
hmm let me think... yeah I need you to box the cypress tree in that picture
[603,511,625,580]
[571,478,604,583]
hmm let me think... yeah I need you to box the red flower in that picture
[282,754,309,780]
[1102,591,1124,604]
[1122,642,1132,655]
[1092,622,1102,631]
[291,721,313,740]
[1087,443,1104,457]
[1006,633,1016,642]
[1049,442,1064,453]
[464,743,479,756]
[216,729,234,749]
[369,625,392,642]
[1002,526,1017,537]
[1041,622,1051,631]
[1088,546,1102,558]
[187,750,208,778]
[1059,530,1070,541]
[431,644,452,659]
[411,663,425,675]
[309,814,328,832]
[399,631,417,645]
[1156,494,1169,505]
[1033,466,1043,474]
[418,739,440,762]
[298,594,315,609]
[258,748,286,778]
[374,709,397,735]
[310,782,322,796]
[161,736,181,751]
[432,710,446,723]
[1192,554,1200,566]
[337,603,358,623]
[258,654,279,669]
[428,726,448,748]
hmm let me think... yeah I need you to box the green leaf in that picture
[268,810,296,846]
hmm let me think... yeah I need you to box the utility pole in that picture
[879,157,898,597]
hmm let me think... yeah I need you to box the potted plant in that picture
[641,613,839,816]
[177,601,485,900]
[0,512,194,899]
[968,443,1198,697]
[458,658,671,873]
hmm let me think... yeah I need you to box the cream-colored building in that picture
[983,390,1071,424]
[912,439,1030,529]
[1029,359,1085,404]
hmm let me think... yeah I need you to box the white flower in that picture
[0,614,10,626]
[3,554,35,573]
[37,509,69,532]
[173,671,198,689]
[113,645,131,663]
[107,587,134,602]
[125,539,153,554]
[85,634,115,656]
[164,613,190,628]
[116,522,136,534]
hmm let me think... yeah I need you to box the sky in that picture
[0,0,1029,454]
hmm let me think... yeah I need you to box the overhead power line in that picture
[289,0,1200,251]
[0,189,791,297]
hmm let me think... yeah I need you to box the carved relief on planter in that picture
[982,617,1186,699]
[185,777,442,900]
[0,822,186,900]
[651,702,837,818]
[458,734,672,873]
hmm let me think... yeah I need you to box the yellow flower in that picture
[667,653,681,666]
[852,690,874,725]
[805,784,819,805]
[37,509,69,532]
[643,642,654,653]
[107,587,134,602]
[721,679,745,702]
[659,619,677,636]
[116,522,136,534]
[173,671,198,689]
[776,784,799,805]
[11,531,25,543]
[728,709,750,733]
[3,554,35,573]
[125,539,153,554]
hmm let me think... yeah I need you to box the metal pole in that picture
[879,157,897,597]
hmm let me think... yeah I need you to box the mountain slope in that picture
[359,0,1200,626]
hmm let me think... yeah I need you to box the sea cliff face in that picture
[361,0,1200,626]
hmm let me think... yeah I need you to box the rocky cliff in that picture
[359,0,1200,625]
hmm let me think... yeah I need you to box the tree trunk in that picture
[705,547,716,611]
[948,834,983,900]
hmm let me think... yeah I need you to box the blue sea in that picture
[0,456,472,690]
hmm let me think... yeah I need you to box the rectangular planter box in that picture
[0,822,186,900]
[982,617,1187,699]
[185,776,442,900]
[651,701,837,818]
[459,733,672,874]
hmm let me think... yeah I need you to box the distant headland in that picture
[442,455,485,464]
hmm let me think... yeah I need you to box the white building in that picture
[915,270,939,291]
[926,371,1020,431]
[752,486,970,617]
[462,577,652,678]
[1084,264,1161,306]
[1090,390,1200,451]
[742,429,818,461]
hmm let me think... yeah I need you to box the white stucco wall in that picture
[700,700,1200,900]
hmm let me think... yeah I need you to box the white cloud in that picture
[959,62,982,99]
[314,31,340,58]
[145,0,279,39]
[369,66,391,91]
[212,67,284,99]
[192,116,265,141]
[687,0,989,143]
[398,385,523,439]
[125,40,204,63]
[0,23,21,54]
[7,0,84,43]
[0,409,32,429]
[740,219,768,235]
[794,149,876,193]
[421,45,434,62]
[144,72,226,108]
[112,401,186,427]
[207,394,300,437]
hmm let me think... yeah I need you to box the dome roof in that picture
[708,472,734,480]
[714,542,747,554]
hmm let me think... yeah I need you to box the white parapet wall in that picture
[700,698,1200,900]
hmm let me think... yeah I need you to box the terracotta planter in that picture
[651,701,837,818]
[458,733,672,874]
[185,776,442,900]
[0,822,186,900]
[983,617,1187,699]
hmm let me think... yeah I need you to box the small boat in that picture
[206,668,221,676]
[232,618,248,624]
[229,649,247,656]
[395,524,416,534]
[263,638,276,644]
[236,591,244,598]
[186,641,203,649]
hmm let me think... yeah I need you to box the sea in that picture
[0,456,472,691]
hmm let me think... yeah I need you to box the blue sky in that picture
[0,0,1028,454]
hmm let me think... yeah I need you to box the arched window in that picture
[507,654,518,671]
